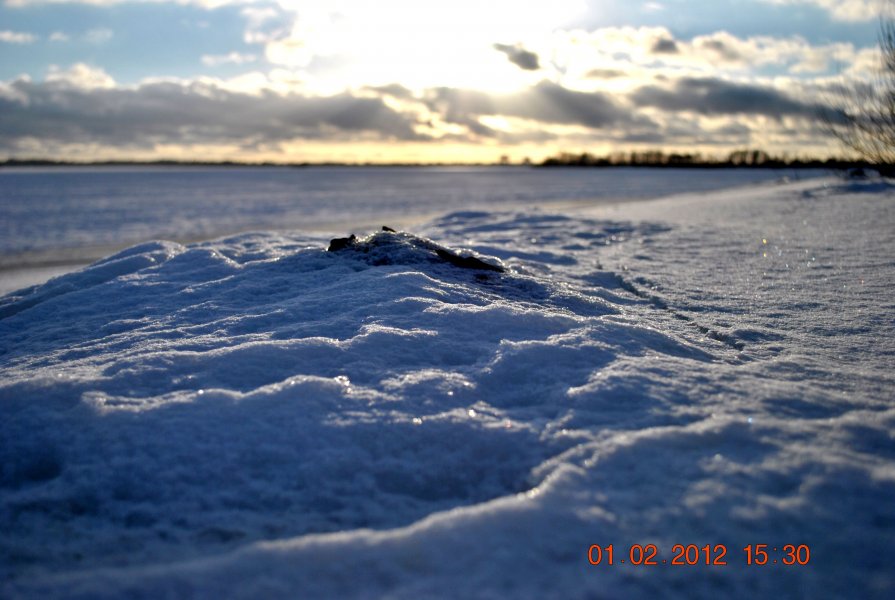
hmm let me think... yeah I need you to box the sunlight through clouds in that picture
[258,0,586,93]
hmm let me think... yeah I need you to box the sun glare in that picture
[268,0,587,93]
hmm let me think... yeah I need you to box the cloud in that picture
[650,38,679,54]
[0,69,427,154]
[0,64,835,158]
[49,31,70,42]
[264,36,313,69]
[0,65,664,156]
[84,28,113,44]
[695,38,741,62]
[46,63,116,88]
[365,83,414,99]
[493,43,541,70]
[241,5,293,46]
[434,76,833,150]
[201,53,258,67]
[585,68,627,79]
[630,77,821,119]
[427,81,642,132]
[0,30,37,44]
[516,81,635,127]
[553,27,873,88]
[758,0,879,22]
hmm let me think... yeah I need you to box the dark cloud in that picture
[459,117,498,137]
[697,39,741,61]
[365,83,414,99]
[652,119,753,146]
[517,81,632,127]
[0,78,425,151]
[0,73,826,155]
[630,77,820,119]
[425,88,497,126]
[427,81,647,133]
[493,43,541,71]
[585,68,626,79]
[5,76,648,152]
[651,38,679,54]
[620,130,667,143]
[714,122,752,137]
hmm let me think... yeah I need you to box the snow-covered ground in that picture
[1,176,893,598]
[0,166,822,296]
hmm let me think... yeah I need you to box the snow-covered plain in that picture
[0,166,821,296]
[1,175,893,598]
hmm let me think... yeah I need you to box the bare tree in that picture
[825,1,895,172]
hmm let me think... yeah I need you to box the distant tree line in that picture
[539,149,885,170]
[1,152,887,171]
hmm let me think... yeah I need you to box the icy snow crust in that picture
[1,177,894,598]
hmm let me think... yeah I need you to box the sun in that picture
[265,0,586,94]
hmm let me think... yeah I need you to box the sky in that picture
[0,0,884,163]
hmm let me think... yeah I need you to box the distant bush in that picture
[823,1,895,176]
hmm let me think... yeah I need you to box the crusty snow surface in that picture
[1,177,893,598]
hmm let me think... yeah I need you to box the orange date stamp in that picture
[587,544,811,566]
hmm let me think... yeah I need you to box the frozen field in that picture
[1,172,893,598]
[0,166,817,295]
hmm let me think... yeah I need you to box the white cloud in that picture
[46,63,116,88]
[49,31,70,42]
[548,26,875,90]
[264,37,312,69]
[84,28,114,43]
[201,52,258,66]
[759,0,881,22]
[241,6,280,27]
[0,30,37,44]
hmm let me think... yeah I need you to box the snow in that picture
[1,175,893,598]
[0,166,822,296]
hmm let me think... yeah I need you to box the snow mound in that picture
[0,225,708,581]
